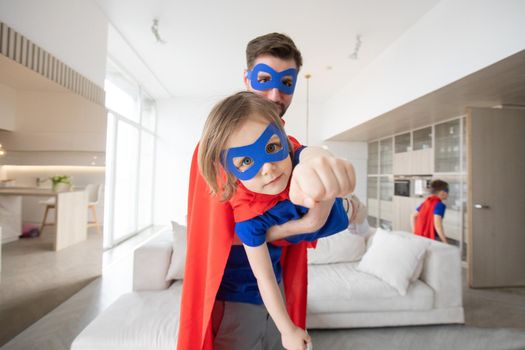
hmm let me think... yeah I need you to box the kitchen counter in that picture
[0,187,88,250]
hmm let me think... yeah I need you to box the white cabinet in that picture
[411,148,433,175]
[393,196,424,232]
[393,149,433,175]
[393,127,433,175]
[393,152,410,175]
[0,196,22,244]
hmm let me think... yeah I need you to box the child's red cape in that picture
[414,195,441,240]
[177,137,312,350]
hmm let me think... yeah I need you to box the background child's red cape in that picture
[177,137,311,350]
[414,195,441,240]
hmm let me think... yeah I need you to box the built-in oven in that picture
[394,179,410,197]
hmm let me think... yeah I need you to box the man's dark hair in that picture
[246,33,303,71]
[430,180,449,194]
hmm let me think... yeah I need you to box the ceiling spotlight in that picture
[151,18,167,44]
[349,35,362,60]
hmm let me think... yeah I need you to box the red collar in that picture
[229,181,290,222]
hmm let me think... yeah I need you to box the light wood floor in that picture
[0,227,102,346]
[2,233,525,350]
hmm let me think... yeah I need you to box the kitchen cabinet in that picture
[393,149,433,175]
[395,133,411,153]
[413,127,432,151]
[368,141,379,175]
[379,138,393,174]
[435,119,461,173]
[367,176,378,227]
[393,196,424,232]
[0,188,88,250]
[393,127,433,175]
[379,176,393,230]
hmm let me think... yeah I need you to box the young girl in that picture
[198,91,349,350]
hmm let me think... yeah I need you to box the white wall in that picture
[0,0,108,86]
[320,0,525,141]
[0,83,16,131]
[154,95,220,225]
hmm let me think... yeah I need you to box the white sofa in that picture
[72,229,464,350]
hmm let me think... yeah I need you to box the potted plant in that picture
[50,175,72,192]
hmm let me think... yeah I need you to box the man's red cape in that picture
[177,136,312,350]
[414,195,441,240]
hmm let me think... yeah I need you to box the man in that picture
[177,33,356,350]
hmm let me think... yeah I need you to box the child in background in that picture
[198,91,350,350]
[411,179,449,243]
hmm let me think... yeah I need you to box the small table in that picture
[0,187,88,251]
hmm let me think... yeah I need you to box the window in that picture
[103,59,157,248]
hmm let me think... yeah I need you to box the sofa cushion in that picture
[307,262,434,315]
[165,221,187,281]
[357,228,430,295]
[71,282,183,350]
[307,229,366,264]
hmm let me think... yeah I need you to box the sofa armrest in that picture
[420,242,463,309]
[133,230,173,291]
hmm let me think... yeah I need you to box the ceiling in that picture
[93,0,441,104]
[330,49,525,141]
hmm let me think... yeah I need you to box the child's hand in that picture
[282,326,311,350]
[290,153,355,208]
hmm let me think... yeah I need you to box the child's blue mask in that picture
[245,63,298,95]
[222,123,289,181]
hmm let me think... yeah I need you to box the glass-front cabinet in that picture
[379,138,393,174]
[368,138,393,230]
[367,141,379,174]
[395,133,411,153]
[379,176,393,230]
[435,119,461,173]
[413,127,432,151]
[367,176,378,228]
[367,116,467,259]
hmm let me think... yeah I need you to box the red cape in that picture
[177,136,311,350]
[414,195,441,240]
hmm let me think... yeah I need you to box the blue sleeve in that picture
[235,218,270,247]
[434,202,446,217]
[285,197,349,244]
[293,146,305,166]
[235,201,304,247]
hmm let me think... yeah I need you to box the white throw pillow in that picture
[165,221,187,281]
[307,229,366,264]
[356,228,430,295]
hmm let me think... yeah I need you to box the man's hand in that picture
[290,149,356,208]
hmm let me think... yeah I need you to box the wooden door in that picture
[467,107,525,288]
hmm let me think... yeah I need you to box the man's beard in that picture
[276,102,287,117]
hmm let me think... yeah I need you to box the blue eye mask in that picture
[222,123,289,181]
[245,63,298,95]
